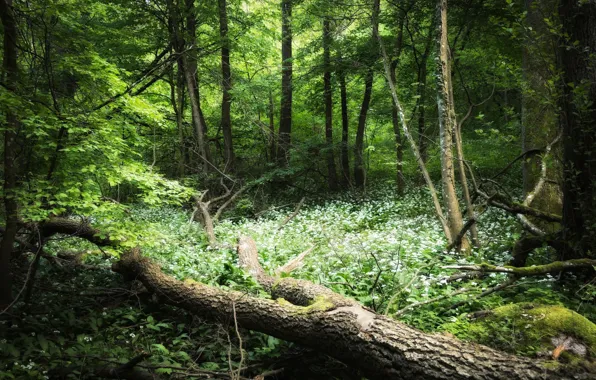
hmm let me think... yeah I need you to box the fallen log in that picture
[112,239,587,380]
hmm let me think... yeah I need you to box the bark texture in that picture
[559,0,596,259]
[390,5,406,195]
[112,240,585,380]
[182,0,211,167]
[338,65,350,187]
[435,0,468,250]
[522,0,562,229]
[353,0,380,187]
[219,0,235,171]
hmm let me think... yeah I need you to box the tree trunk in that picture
[435,0,468,251]
[219,0,235,172]
[269,90,276,162]
[390,6,406,195]
[323,17,338,190]
[170,66,186,177]
[377,9,452,243]
[111,242,577,380]
[354,69,373,188]
[454,119,479,247]
[559,0,596,259]
[183,0,211,168]
[416,21,435,165]
[354,0,379,188]
[0,0,19,306]
[521,0,562,233]
[338,65,350,187]
[277,0,293,166]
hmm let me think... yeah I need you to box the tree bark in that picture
[183,0,211,168]
[169,66,186,177]
[521,0,562,234]
[0,0,19,306]
[338,64,350,187]
[416,21,435,165]
[435,0,468,251]
[377,11,452,243]
[111,241,580,380]
[390,5,406,195]
[268,90,276,162]
[559,0,596,259]
[354,0,379,188]
[323,17,339,190]
[218,0,235,172]
[277,0,293,166]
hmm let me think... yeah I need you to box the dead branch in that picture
[443,259,596,276]
[190,181,249,245]
[274,245,314,275]
[278,197,306,230]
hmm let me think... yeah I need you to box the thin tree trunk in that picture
[454,118,479,247]
[323,17,338,190]
[435,0,468,250]
[277,0,293,166]
[338,66,350,187]
[184,0,211,168]
[376,4,452,242]
[219,0,235,172]
[354,0,379,188]
[416,21,435,165]
[170,66,186,177]
[354,69,373,187]
[0,0,19,306]
[559,0,596,259]
[390,6,406,195]
[268,90,276,162]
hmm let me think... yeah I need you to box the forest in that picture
[0,0,595,378]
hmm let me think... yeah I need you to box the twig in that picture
[395,287,470,316]
[450,276,518,310]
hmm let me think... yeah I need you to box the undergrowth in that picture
[1,185,594,379]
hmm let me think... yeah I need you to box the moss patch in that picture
[459,303,596,363]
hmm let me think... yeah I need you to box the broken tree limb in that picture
[112,245,583,379]
[444,259,596,277]
[274,245,314,276]
[278,197,305,230]
[35,218,115,246]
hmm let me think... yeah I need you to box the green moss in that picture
[463,303,596,361]
[275,296,335,314]
[276,298,294,308]
[302,296,335,313]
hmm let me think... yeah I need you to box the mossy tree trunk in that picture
[521,0,562,233]
[559,0,596,259]
[111,240,580,380]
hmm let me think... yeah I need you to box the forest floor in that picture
[2,185,595,378]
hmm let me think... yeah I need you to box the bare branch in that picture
[443,259,596,276]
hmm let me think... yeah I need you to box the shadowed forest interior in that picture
[1,0,596,379]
